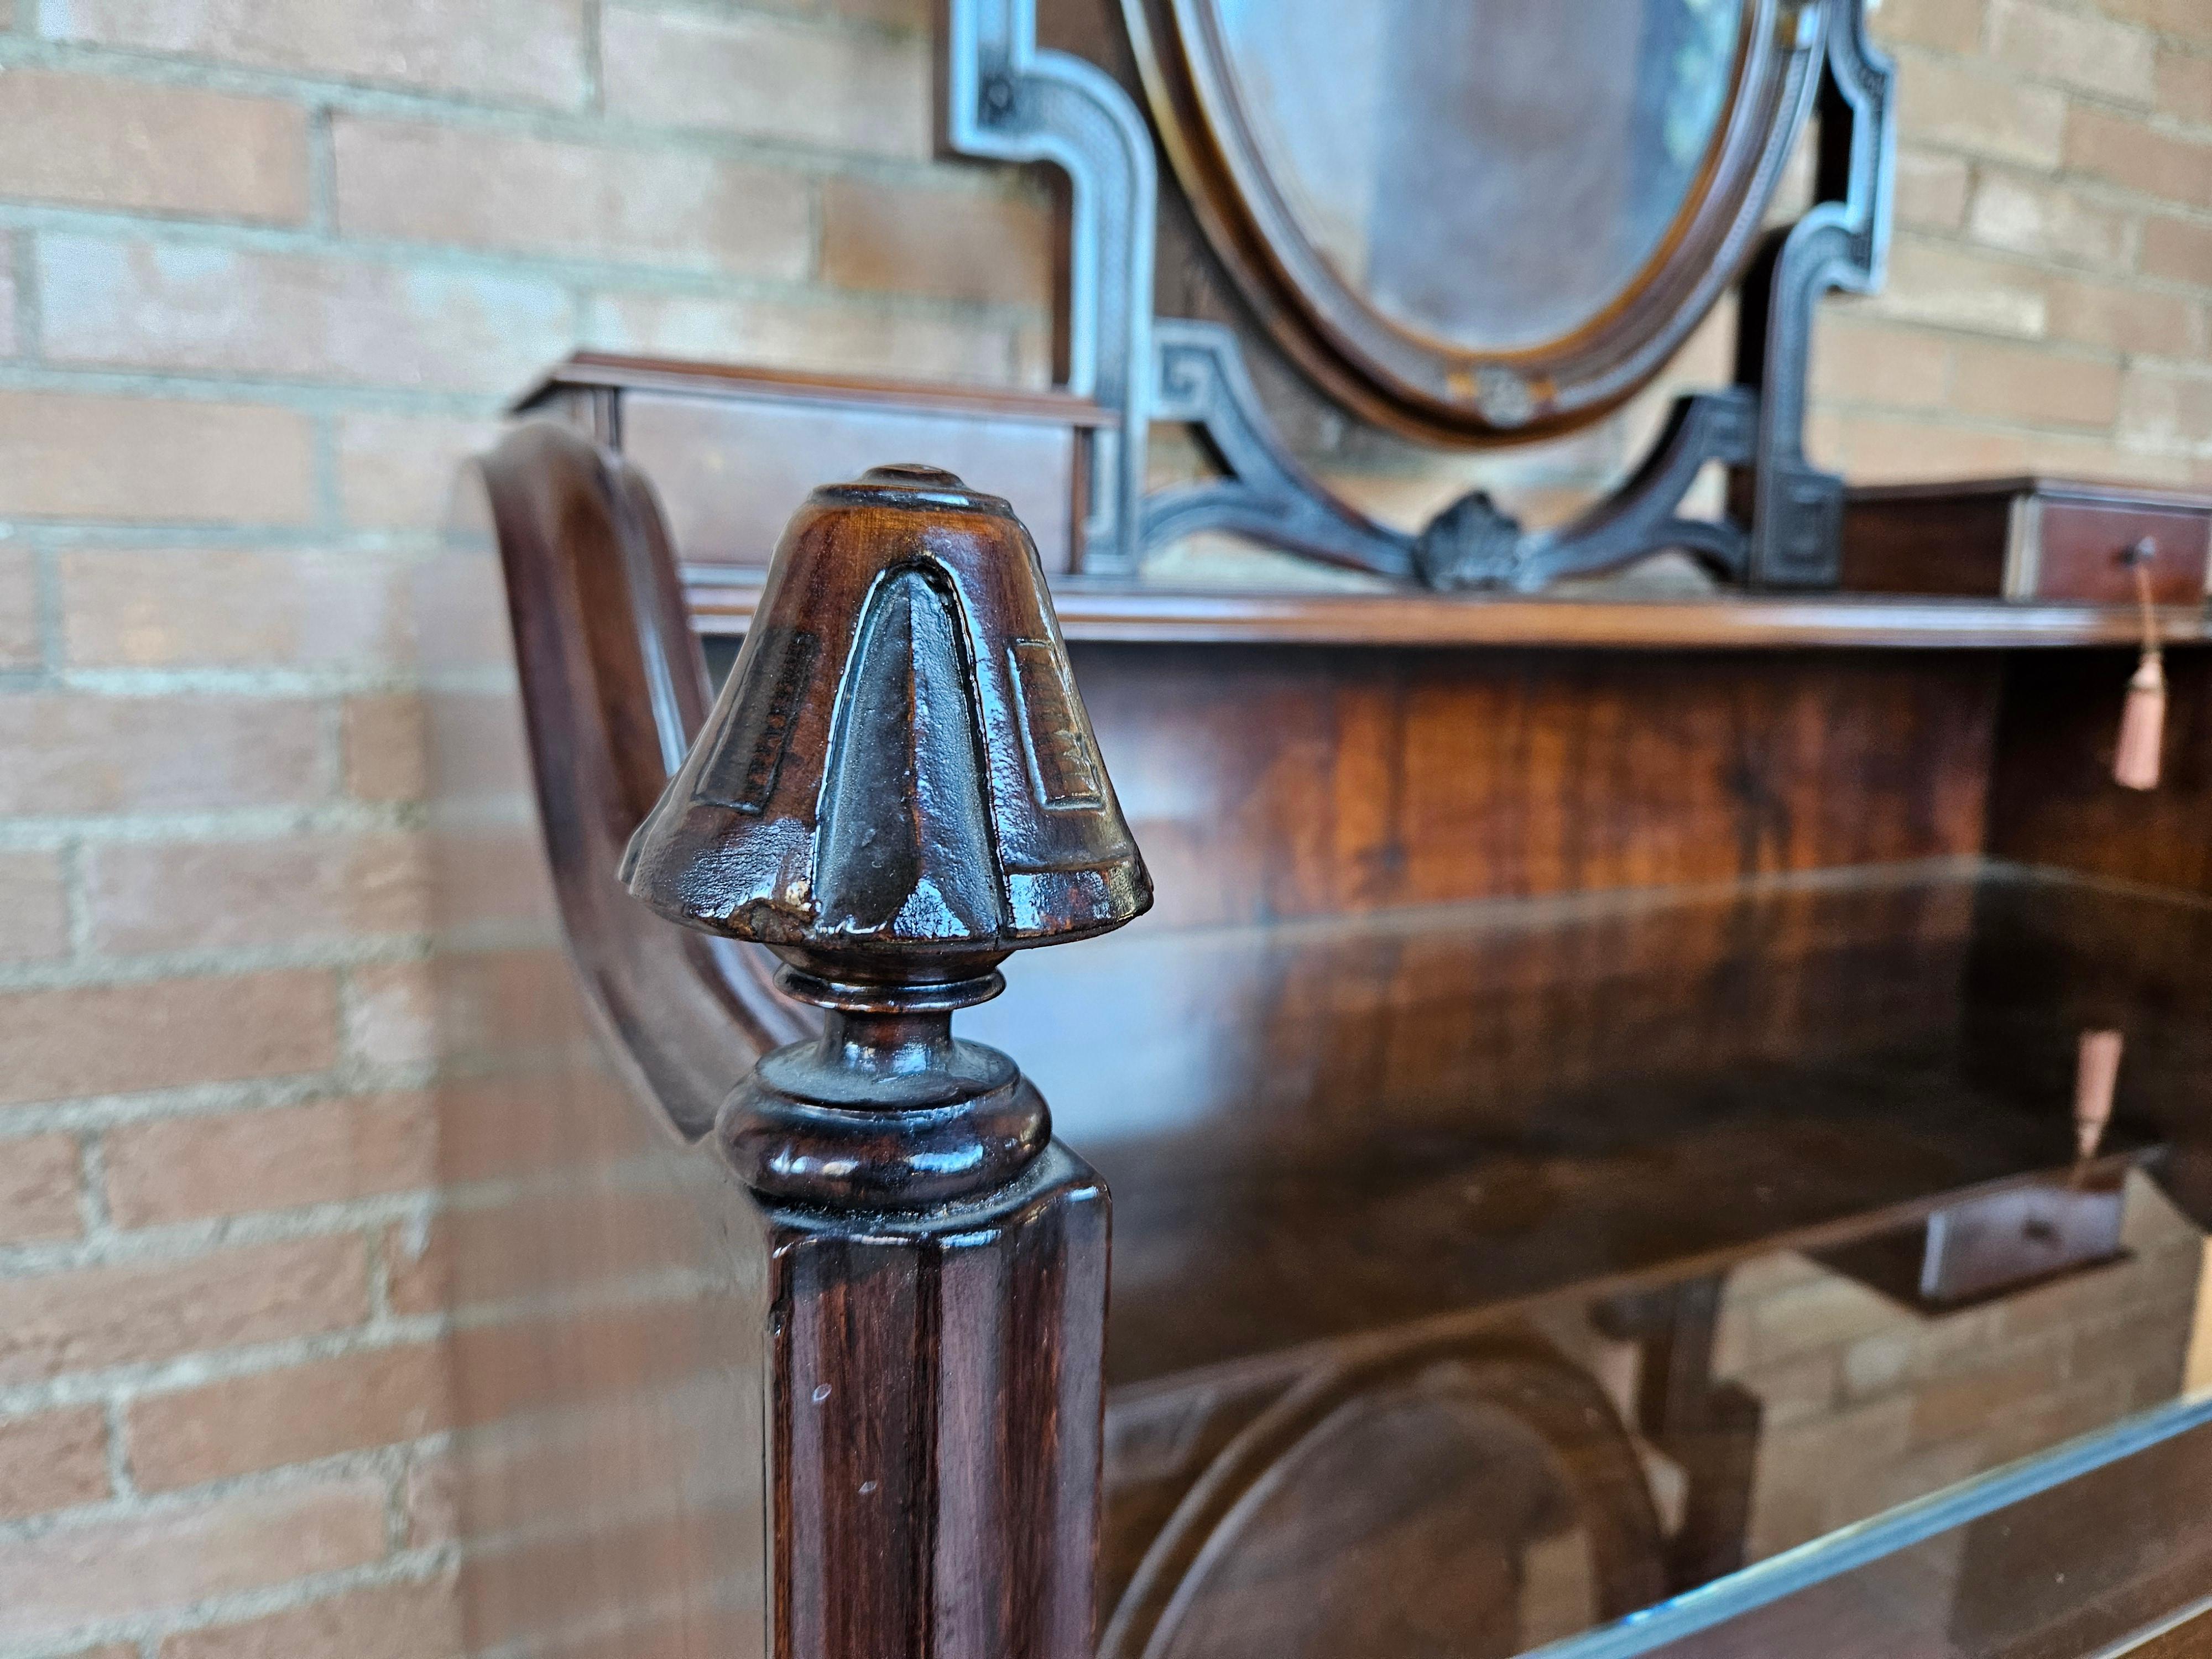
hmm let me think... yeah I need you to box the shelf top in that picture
[963,862,2210,1390]
[683,565,2211,649]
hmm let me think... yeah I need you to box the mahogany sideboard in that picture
[410,393,2212,1659]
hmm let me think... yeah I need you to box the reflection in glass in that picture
[1214,0,1746,350]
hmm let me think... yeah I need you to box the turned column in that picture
[623,464,1150,1659]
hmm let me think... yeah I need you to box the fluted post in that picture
[624,465,1150,1659]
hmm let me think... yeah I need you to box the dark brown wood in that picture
[691,567,2212,649]
[1118,0,1819,446]
[1989,646,2212,898]
[468,421,2212,1659]
[1844,476,2212,603]
[619,462,1147,1658]
[479,421,808,1138]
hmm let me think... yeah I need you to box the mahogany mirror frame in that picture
[1122,0,1818,447]
[943,0,1896,591]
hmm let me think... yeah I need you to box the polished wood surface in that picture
[1843,476,2212,603]
[1991,648,2212,901]
[616,459,1141,1659]
[1057,643,1997,927]
[691,569,2212,649]
[968,866,2205,1386]
[463,422,2212,1659]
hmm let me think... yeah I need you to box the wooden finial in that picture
[622,463,1151,1207]
[2115,536,2165,792]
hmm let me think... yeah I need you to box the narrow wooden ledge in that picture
[684,567,2211,650]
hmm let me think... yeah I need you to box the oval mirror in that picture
[1126,0,1819,444]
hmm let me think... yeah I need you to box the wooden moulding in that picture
[618,458,1150,1659]
[685,566,2212,650]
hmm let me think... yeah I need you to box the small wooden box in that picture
[1841,477,2212,603]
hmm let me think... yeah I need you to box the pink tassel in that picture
[2115,653,2166,791]
[2115,549,2164,792]
[2074,1029,2122,1161]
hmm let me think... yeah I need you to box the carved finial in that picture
[623,464,1150,1207]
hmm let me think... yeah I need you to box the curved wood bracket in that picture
[941,0,1889,593]
[481,422,812,1140]
[945,0,1158,573]
[1146,320,1756,591]
[1736,0,1897,588]
[1146,318,1416,579]
[1418,389,1756,592]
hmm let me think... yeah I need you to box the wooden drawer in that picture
[1842,476,2212,603]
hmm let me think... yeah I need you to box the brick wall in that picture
[1,0,2210,1656]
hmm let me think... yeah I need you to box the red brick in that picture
[60,547,409,670]
[159,1577,462,1659]
[104,1092,435,1226]
[1893,150,1971,232]
[42,236,574,393]
[396,948,578,1063]
[0,1235,367,1384]
[402,1448,457,1547]
[2156,49,2212,125]
[1872,238,2048,336]
[1949,339,2124,429]
[86,833,425,954]
[416,689,531,806]
[1897,53,2066,168]
[0,1133,82,1243]
[2143,215,2212,290]
[343,692,428,803]
[1968,173,2134,270]
[601,8,929,158]
[345,961,437,1069]
[1810,317,1953,409]
[0,1477,386,1642]
[0,970,339,1108]
[0,391,315,524]
[333,117,810,277]
[385,1187,688,1316]
[0,1406,109,1519]
[0,70,305,222]
[129,1343,450,1489]
[336,414,502,531]
[1989,0,2154,103]
[1833,412,2036,481]
[2120,367,2212,451]
[0,850,69,963]
[429,827,554,931]
[2044,271,2204,358]
[0,540,35,669]
[1874,0,1985,52]
[821,176,1056,306]
[2068,106,2212,210]
[46,0,587,106]
[2103,0,2212,45]
[0,239,17,358]
[431,1070,639,1186]
[0,694,325,816]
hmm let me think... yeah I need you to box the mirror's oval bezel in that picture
[1125,0,1822,446]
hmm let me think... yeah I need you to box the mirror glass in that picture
[1213,0,1747,351]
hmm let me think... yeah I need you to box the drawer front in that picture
[2024,499,2211,603]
